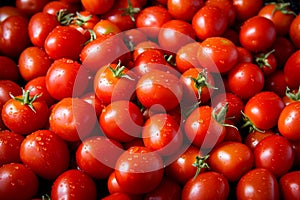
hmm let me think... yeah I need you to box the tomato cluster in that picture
[1,0,300,199]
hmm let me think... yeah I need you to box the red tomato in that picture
[81,0,114,15]
[292,140,300,167]
[197,37,238,73]
[1,89,49,135]
[72,10,100,30]
[239,16,276,53]
[43,1,77,15]
[264,70,288,97]
[0,163,39,200]
[272,36,295,69]
[16,0,49,16]
[254,135,294,177]
[0,6,27,23]
[0,80,22,110]
[175,42,201,73]
[142,113,183,156]
[18,47,53,81]
[254,49,277,76]
[244,129,275,150]
[122,29,148,51]
[132,40,160,61]
[278,101,300,141]
[0,56,20,82]
[0,130,24,165]
[228,62,265,100]
[236,46,253,63]
[51,169,97,200]
[81,92,105,117]
[208,141,254,182]
[49,97,97,142]
[284,50,300,89]
[20,129,70,180]
[192,5,228,40]
[182,171,229,200]
[243,91,284,131]
[167,0,204,21]
[114,146,164,195]
[289,14,300,48]
[205,0,236,26]
[232,0,263,22]
[279,170,300,200]
[102,193,131,200]
[99,100,144,142]
[236,168,279,200]
[45,58,89,100]
[136,69,183,111]
[93,19,121,37]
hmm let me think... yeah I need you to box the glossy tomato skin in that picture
[284,50,300,89]
[279,171,300,200]
[51,169,97,200]
[239,16,276,53]
[232,0,263,22]
[16,0,49,16]
[244,130,275,150]
[114,146,164,195]
[272,36,295,69]
[0,80,22,109]
[289,14,300,49]
[175,42,201,73]
[81,0,114,15]
[243,91,284,130]
[192,5,228,40]
[278,101,300,141]
[205,0,236,26]
[0,163,39,200]
[236,168,279,200]
[20,130,70,180]
[264,70,288,97]
[167,0,204,21]
[181,171,229,200]
[254,135,294,177]
[0,56,20,82]
[0,6,27,23]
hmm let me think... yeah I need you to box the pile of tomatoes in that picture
[1,0,300,199]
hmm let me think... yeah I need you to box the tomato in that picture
[1,89,49,135]
[284,50,300,89]
[0,80,22,110]
[236,46,253,63]
[49,97,97,142]
[192,5,228,40]
[232,0,263,22]
[236,168,279,200]
[142,113,183,156]
[18,47,53,81]
[28,12,59,48]
[0,163,39,200]
[175,42,201,73]
[292,140,300,167]
[144,177,181,200]
[0,130,24,165]
[102,193,131,200]
[51,169,97,200]
[254,49,277,76]
[258,2,295,36]
[72,10,100,30]
[94,62,137,105]
[197,37,238,73]
[208,141,254,182]
[114,146,164,195]
[243,91,284,131]
[289,14,300,49]
[81,0,114,15]
[272,36,295,69]
[264,70,287,97]
[165,145,208,185]
[254,135,294,177]
[93,19,121,37]
[181,171,229,200]
[136,69,183,112]
[184,105,227,151]
[205,0,236,26]
[244,129,275,150]
[81,92,105,117]
[228,62,265,100]
[99,100,144,143]
[122,29,148,51]
[44,25,86,60]
[0,56,20,82]
[158,19,196,53]
[0,16,30,59]
[167,0,204,21]
[20,129,70,180]
[136,6,173,38]
[0,6,27,23]
[239,16,276,53]
[278,101,300,141]
[45,58,89,100]
[43,1,77,15]
[16,0,49,16]
[132,40,160,61]
[279,170,300,200]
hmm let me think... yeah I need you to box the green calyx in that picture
[270,2,297,17]
[255,49,275,69]
[286,85,300,101]
[109,60,135,80]
[9,89,42,113]
[119,0,140,22]
[240,111,265,133]
[193,155,210,178]
[212,103,238,130]
[56,9,74,26]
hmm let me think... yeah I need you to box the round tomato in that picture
[244,129,275,150]
[232,0,263,22]
[284,50,300,89]
[272,36,295,69]
[279,170,300,200]
[0,6,27,23]
[264,70,287,97]
[175,42,201,73]
[16,0,49,16]
[167,0,204,21]
[20,129,70,180]
[0,56,20,82]
[255,49,277,76]
[93,19,121,37]
[205,0,236,26]
[81,0,115,15]
[289,14,300,48]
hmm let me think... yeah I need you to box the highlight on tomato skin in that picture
[1,0,300,199]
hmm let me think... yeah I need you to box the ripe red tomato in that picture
[175,42,201,73]
[243,91,284,131]
[278,101,300,141]
[283,50,300,89]
[228,62,265,100]
[264,70,288,97]
[208,141,254,182]
[114,146,164,195]
[167,0,204,21]
[289,14,300,49]
[197,37,238,73]
[192,5,228,40]
[205,0,236,26]
[272,36,296,69]
[51,169,97,200]
[236,46,253,63]
[102,193,131,200]
[93,19,121,37]
[0,6,27,23]
[236,168,279,200]
[181,171,229,200]
[232,0,263,22]
[43,0,77,15]
[81,0,114,15]
[254,135,294,177]
[0,56,20,82]
[244,129,275,150]
[279,170,300,200]
[239,16,276,53]
[0,80,22,108]
[16,0,49,16]
[254,49,277,76]
[49,97,97,142]
[0,163,39,200]
[20,129,70,180]
[99,100,144,142]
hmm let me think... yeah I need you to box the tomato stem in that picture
[285,85,300,101]
[192,155,210,178]
[56,9,74,26]
[212,103,238,130]
[240,111,265,133]
[109,60,135,80]
[9,88,42,113]
[119,0,141,22]
[255,49,275,69]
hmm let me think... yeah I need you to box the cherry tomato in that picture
[205,0,236,26]
[0,6,27,23]
[254,49,277,76]
[132,40,160,61]
[81,0,114,15]
[272,36,295,69]
[20,129,70,180]
[279,170,300,200]
[232,0,263,22]
[264,70,287,97]
[102,193,131,200]
[244,129,275,150]
[0,163,39,200]
[93,19,121,37]
[175,42,201,73]
[167,0,204,21]
[16,0,49,16]
[43,0,77,15]
[284,50,300,89]
[51,169,97,200]
[0,56,20,82]
[289,14,300,49]
[236,46,253,63]
[236,168,279,200]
